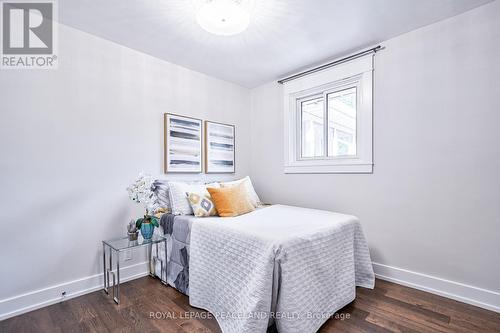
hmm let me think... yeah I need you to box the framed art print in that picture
[204,121,235,173]
[164,113,203,173]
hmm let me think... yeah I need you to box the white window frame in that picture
[283,54,373,173]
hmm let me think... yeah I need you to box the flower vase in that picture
[140,222,154,240]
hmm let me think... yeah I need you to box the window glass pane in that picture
[301,97,324,158]
[328,87,357,156]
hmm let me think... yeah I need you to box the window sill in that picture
[284,163,373,174]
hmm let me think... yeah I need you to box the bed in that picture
[152,204,374,333]
[152,213,193,294]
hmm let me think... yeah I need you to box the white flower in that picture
[127,173,154,213]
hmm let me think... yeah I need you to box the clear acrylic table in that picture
[102,233,167,304]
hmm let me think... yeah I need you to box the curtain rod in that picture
[277,45,383,84]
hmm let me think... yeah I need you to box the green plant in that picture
[135,214,159,229]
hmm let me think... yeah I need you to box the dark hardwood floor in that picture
[1,277,499,333]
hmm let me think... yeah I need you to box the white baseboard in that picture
[2,261,498,322]
[0,261,149,321]
[372,262,500,313]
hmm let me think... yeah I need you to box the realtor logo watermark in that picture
[1,0,58,69]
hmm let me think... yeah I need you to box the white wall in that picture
[1,0,499,320]
[250,0,500,309]
[0,22,250,317]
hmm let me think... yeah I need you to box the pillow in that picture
[186,192,218,217]
[168,181,220,215]
[150,179,171,213]
[220,176,261,207]
[207,183,255,217]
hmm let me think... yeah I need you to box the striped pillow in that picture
[150,179,171,213]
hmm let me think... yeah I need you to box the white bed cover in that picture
[189,204,375,333]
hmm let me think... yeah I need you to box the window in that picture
[284,55,373,173]
[328,87,357,157]
[300,96,324,158]
[298,87,357,159]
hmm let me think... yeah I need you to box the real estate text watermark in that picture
[1,0,58,69]
[149,311,351,321]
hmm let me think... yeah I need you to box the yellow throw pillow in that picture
[207,183,255,217]
[220,176,261,208]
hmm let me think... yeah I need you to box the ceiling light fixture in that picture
[195,0,253,36]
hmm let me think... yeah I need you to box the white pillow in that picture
[168,181,220,215]
[220,176,261,207]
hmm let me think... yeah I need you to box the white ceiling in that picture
[59,0,492,88]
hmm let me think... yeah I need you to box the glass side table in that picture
[102,233,167,304]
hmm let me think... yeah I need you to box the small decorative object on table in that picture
[126,173,159,240]
[135,214,159,240]
[127,219,139,241]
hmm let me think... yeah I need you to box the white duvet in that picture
[189,204,375,333]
